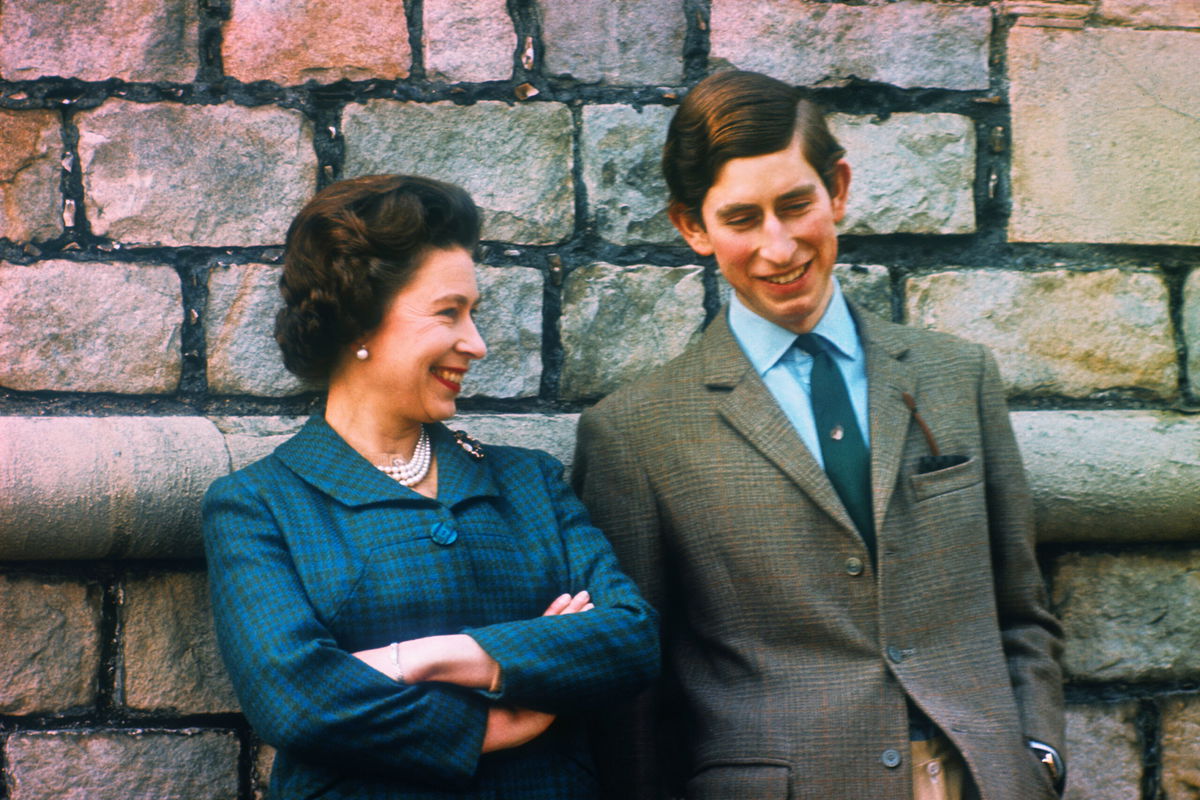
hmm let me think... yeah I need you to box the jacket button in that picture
[886,645,904,663]
[430,522,458,546]
[845,557,864,576]
[881,748,903,768]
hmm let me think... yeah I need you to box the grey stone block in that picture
[906,269,1177,399]
[1185,269,1200,398]
[342,100,574,245]
[559,263,705,400]
[1162,694,1200,798]
[538,0,685,85]
[424,0,515,83]
[1062,703,1142,800]
[0,260,182,394]
[77,100,315,247]
[580,104,678,245]
[122,571,239,714]
[710,0,991,90]
[0,574,102,714]
[467,265,543,399]
[831,113,975,235]
[209,415,308,471]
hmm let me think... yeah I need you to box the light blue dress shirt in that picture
[727,279,870,470]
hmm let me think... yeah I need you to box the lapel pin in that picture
[830,425,845,441]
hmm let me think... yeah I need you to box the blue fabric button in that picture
[881,748,903,768]
[430,522,458,546]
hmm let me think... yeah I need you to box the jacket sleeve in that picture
[202,473,489,787]
[464,450,660,715]
[570,404,681,800]
[977,346,1066,754]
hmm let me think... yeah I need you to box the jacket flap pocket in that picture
[687,759,791,800]
[910,454,982,503]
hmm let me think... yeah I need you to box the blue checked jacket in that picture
[203,416,659,799]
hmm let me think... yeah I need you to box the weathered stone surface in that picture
[905,269,1177,399]
[0,109,62,242]
[468,265,543,398]
[254,743,276,800]
[1185,269,1200,398]
[710,0,991,90]
[0,260,182,393]
[206,262,305,397]
[453,413,581,470]
[559,263,705,400]
[831,113,975,235]
[1097,0,1200,28]
[0,417,229,560]
[538,0,685,85]
[1062,703,1142,800]
[424,0,515,83]
[718,263,893,321]
[223,0,410,85]
[0,575,101,714]
[5,730,239,800]
[209,415,307,471]
[1014,411,1200,543]
[1162,695,1200,798]
[1009,28,1200,245]
[342,100,573,244]
[77,101,315,247]
[123,571,238,714]
[0,0,198,82]
[1051,549,1200,682]
[580,104,678,245]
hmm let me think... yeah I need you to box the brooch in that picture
[453,430,485,460]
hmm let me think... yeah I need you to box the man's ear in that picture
[829,159,851,224]
[668,202,714,257]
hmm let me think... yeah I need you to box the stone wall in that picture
[0,1,1197,798]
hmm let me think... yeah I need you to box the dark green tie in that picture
[794,333,875,557]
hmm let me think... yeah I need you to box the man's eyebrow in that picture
[714,202,759,220]
[778,184,818,202]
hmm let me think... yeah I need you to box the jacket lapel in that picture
[703,312,862,537]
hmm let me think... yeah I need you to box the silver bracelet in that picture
[391,641,406,684]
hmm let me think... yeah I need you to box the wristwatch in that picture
[1028,740,1066,796]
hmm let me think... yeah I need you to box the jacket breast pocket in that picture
[910,454,982,503]
[686,759,792,800]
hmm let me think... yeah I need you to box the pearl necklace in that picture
[376,427,431,486]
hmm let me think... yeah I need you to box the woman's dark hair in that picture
[662,70,846,220]
[275,174,481,383]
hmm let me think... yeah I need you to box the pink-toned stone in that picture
[424,0,515,82]
[224,0,411,85]
[0,0,199,82]
[1097,0,1200,27]
[0,108,62,242]
[1162,694,1200,797]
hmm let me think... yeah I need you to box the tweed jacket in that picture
[203,416,659,800]
[573,305,1065,800]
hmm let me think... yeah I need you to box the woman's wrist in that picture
[397,634,500,689]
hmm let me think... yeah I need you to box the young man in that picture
[574,70,1065,800]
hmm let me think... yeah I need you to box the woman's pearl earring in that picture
[355,346,369,361]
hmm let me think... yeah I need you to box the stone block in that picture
[718,263,893,321]
[1051,550,1200,682]
[1013,411,1200,543]
[342,100,573,244]
[1162,694,1200,798]
[0,416,229,560]
[223,0,411,84]
[123,571,239,714]
[1097,0,1200,28]
[0,260,182,393]
[0,0,198,82]
[77,100,315,247]
[0,109,63,242]
[209,415,307,471]
[538,0,685,85]
[5,730,239,800]
[559,263,705,400]
[580,104,678,246]
[831,113,975,235]
[424,0,515,83]
[1009,28,1200,245]
[1185,269,1200,398]
[1062,703,1142,800]
[710,0,991,90]
[0,574,101,714]
[468,264,543,398]
[453,413,581,470]
[253,743,276,800]
[206,262,305,397]
[905,269,1177,399]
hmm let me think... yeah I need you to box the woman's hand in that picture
[542,590,593,616]
[481,705,556,753]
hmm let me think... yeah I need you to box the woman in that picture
[202,174,659,799]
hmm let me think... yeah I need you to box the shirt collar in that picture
[727,277,862,374]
